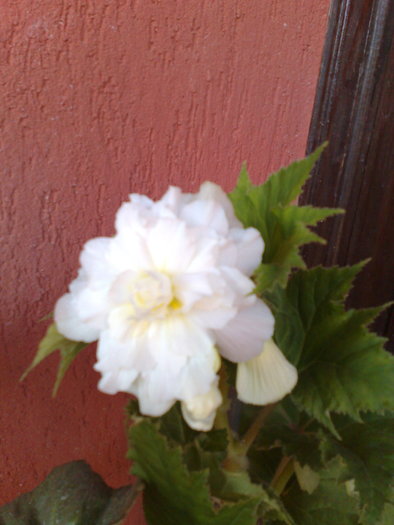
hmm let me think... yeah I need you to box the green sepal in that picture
[0,461,138,525]
[21,322,88,395]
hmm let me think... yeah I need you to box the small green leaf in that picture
[211,470,294,524]
[0,461,138,525]
[229,144,342,291]
[129,420,262,525]
[294,461,320,494]
[282,458,359,525]
[321,415,394,525]
[21,323,88,395]
[266,265,394,436]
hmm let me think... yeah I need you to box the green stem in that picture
[271,456,295,495]
[239,403,276,455]
[214,367,234,446]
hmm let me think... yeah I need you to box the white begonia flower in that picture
[236,338,298,405]
[54,182,276,430]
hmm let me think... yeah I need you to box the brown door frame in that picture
[300,0,394,349]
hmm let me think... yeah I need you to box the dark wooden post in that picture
[301,0,394,349]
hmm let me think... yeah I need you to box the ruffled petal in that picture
[236,339,298,405]
[197,181,241,228]
[146,218,197,273]
[228,227,264,276]
[215,299,274,362]
[158,185,192,214]
[180,199,229,235]
[79,237,114,283]
[181,382,222,431]
[54,293,102,343]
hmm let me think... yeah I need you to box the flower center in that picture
[130,271,171,312]
[127,270,181,320]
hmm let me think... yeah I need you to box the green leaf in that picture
[266,265,394,436]
[129,420,262,525]
[378,487,394,525]
[255,421,324,473]
[229,144,342,291]
[293,461,320,494]
[211,470,294,524]
[256,205,343,291]
[321,415,394,524]
[0,461,138,525]
[21,323,88,395]
[282,458,359,525]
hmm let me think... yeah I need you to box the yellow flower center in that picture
[128,270,182,320]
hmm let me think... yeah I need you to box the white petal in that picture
[236,339,298,405]
[158,186,192,214]
[220,266,255,296]
[79,237,114,283]
[108,231,154,273]
[97,368,138,395]
[136,374,176,416]
[95,327,155,374]
[181,382,222,431]
[115,197,153,233]
[146,218,197,273]
[180,199,229,235]
[54,293,101,343]
[173,272,216,311]
[228,228,264,276]
[197,182,241,228]
[215,299,274,362]
[180,270,238,329]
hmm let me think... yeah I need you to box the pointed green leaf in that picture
[229,144,342,290]
[0,461,138,525]
[282,458,359,525]
[129,421,262,525]
[255,205,343,291]
[21,323,88,395]
[265,265,394,435]
[321,415,394,525]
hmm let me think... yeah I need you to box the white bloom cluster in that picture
[55,182,297,430]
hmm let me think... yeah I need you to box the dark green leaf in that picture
[0,461,138,525]
[282,459,359,525]
[378,487,394,525]
[129,420,219,525]
[321,415,394,524]
[265,265,394,435]
[129,420,273,525]
[21,323,88,395]
[211,469,294,524]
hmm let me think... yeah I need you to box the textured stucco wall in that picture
[0,0,329,519]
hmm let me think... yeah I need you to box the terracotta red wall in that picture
[0,0,330,520]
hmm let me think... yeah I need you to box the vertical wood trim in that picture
[300,0,394,347]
